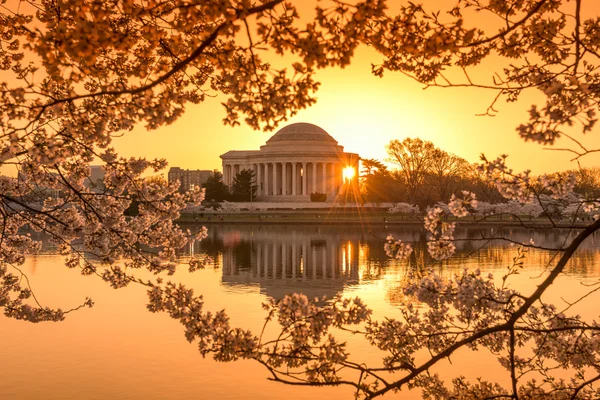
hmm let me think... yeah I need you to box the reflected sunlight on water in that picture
[1,225,598,399]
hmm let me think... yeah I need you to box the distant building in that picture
[17,171,61,199]
[84,165,106,192]
[220,122,359,202]
[15,165,106,198]
[168,167,213,193]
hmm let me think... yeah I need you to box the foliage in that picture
[230,169,257,202]
[386,138,436,205]
[427,150,471,203]
[360,158,405,204]
[202,171,230,203]
[464,168,507,204]
[573,166,600,198]
[365,153,600,209]
[1,0,600,399]
[384,139,474,206]
[310,192,328,202]
[360,158,387,176]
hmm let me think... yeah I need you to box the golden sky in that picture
[111,0,600,176]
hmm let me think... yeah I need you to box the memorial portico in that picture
[220,123,359,202]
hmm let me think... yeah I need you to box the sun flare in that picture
[342,166,355,182]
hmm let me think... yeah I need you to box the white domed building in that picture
[220,123,359,202]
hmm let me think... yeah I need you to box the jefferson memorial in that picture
[220,123,359,202]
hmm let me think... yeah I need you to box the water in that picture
[1,224,599,400]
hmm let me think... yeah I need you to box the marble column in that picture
[273,162,278,196]
[302,162,307,196]
[322,162,327,193]
[256,163,262,196]
[329,163,335,198]
[262,163,266,196]
[252,163,257,196]
[265,163,271,197]
[292,163,297,196]
[312,163,317,194]
[332,163,340,196]
[282,162,287,196]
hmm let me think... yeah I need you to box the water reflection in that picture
[179,224,600,301]
[186,225,362,300]
[3,224,600,400]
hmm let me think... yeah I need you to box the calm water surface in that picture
[1,224,599,400]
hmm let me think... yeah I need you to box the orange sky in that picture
[110,1,600,176]
[1,1,598,176]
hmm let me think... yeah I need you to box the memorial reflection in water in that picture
[2,224,600,400]
[181,224,600,301]
[186,225,372,300]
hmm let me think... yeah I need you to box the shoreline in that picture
[177,213,591,228]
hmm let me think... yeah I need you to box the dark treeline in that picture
[201,138,600,209]
[361,138,600,208]
[202,169,257,205]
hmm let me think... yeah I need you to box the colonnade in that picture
[223,161,358,199]
[222,164,239,188]
[222,239,360,280]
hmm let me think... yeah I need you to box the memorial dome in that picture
[266,123,338,144]
[221,121,359,202]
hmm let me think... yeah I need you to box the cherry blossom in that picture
[1,1,600,399]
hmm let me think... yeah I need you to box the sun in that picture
[342,166,355,182]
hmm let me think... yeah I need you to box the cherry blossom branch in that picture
[573,0,582,74]
[32,0,285,110]
[569,372,600,399]
[368,217,600,398]
[465,0,549,47]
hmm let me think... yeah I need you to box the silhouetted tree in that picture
[361,159,405,204]
[360,158,387,176]
[202,171,229,202]
[573,167,600,198]
[464,167,505,204]
[427,149,471,203]
[230,169,257,202]
[386,138,436,205]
